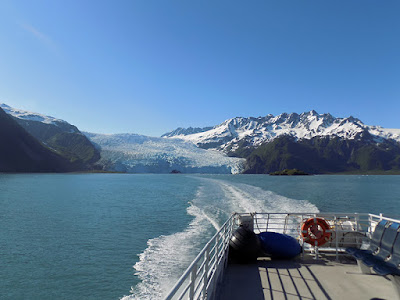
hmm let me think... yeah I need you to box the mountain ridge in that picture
[162,111,400,154]
[2,103,399,174]
[163,110,400,174]
[1,103,100,169]
[0,107,74,172]
[243,134,400,174]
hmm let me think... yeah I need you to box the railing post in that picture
[368,214,373,237]
[189,264,198,300]
[222,224,227,247]
[215,234,220,258]
[335,216,339,261]
[355,213,359,232]
[202,245,210,299]
[354,214,361,248]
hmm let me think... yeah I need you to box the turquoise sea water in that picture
[1,174,399,299]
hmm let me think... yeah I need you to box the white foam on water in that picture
[214,180,319,233]
[123,177,319,299]
[124,203,216,300]
[193,177,319,215]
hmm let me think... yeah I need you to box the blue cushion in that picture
[345,247,359,255]
[373,262,400,276]
[362,255,383,267]
[258,232,301,259]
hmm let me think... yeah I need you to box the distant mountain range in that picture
[163,111,400,174]
[1,104,400,174]
[162,111,400,151]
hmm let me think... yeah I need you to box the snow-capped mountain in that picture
[3,102,399,174]
[0,106,74,172]
[85,133,244,174]
[163,110,400,152]
[1,103,99,168]
[0,103,79,133]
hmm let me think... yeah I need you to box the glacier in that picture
[1,103,244,174]
[85,133,245,174]
[3,102,400,174]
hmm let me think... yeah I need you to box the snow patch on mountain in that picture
[163,111,400,152]
[85,133,244,174]
[1,103,71,126]
[368,126,400,143]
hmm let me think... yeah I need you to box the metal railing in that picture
[251,212,373,259]
[164,212,398,300]
[164,214,235,300]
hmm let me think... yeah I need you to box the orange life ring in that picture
[301,217,331,246]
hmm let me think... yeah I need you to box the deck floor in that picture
[217,253,396,300]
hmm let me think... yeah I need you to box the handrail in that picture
[163,214,235,300]
[164,212,399,299]
[368,213,400,223]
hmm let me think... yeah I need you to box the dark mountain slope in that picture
[0,108,73,172]
[243,134,400,174]
[12,117,100,167]
[0,104,100,168]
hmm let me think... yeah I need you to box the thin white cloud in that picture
[19,22,59,54]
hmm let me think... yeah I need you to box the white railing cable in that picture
[164,214,234,300]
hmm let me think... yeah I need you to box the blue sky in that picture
[0,1,399,136]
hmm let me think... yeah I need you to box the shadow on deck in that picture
[217,253,395,300]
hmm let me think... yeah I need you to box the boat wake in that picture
[190,177,319,219]
[124,177,318,299]
[124,204,216,300]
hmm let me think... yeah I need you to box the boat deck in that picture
[217,253,395,300]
